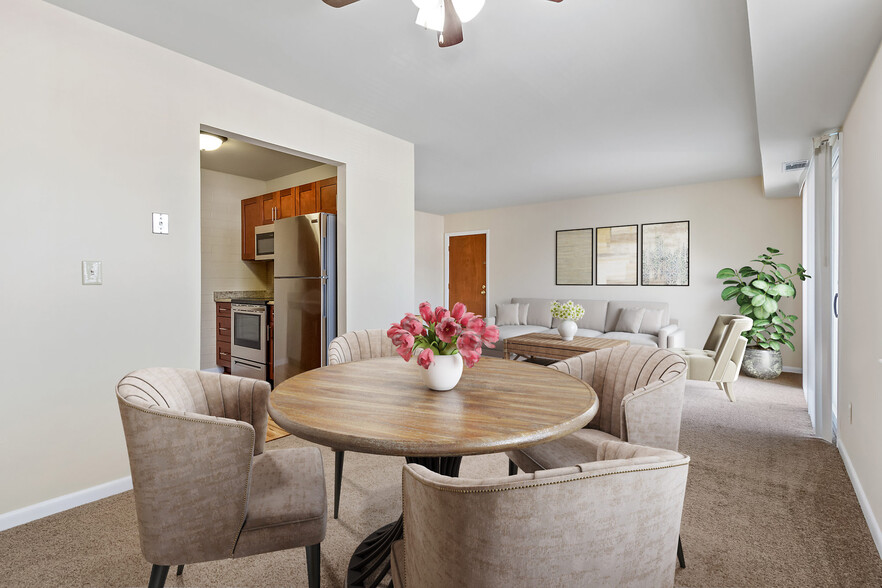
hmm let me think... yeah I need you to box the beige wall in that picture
[265,164,337,192]
[0,0,413,516]
[444,177,804,367]
[840,40,882,552]
[200,170,270,369]
[415,211,446,308]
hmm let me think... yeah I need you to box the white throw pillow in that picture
[496,303,520,326]
[639,308,665,335]
[615,307,646,334]
[518,303,530,325]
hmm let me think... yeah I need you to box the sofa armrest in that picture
[658,324,686,349]
[484,316,496,326]
[622,371,686,451]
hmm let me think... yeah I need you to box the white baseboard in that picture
[838,439,882,558]
[0,476,132,532]
[782,366,803,374]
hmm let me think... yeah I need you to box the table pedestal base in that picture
[346,456,462,588]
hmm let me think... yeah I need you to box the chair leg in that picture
[334,450,344,519]
[148,565,169,588]
[722,381,736,402]
[677,535,686,569]
[305,543,321,588]
[508,459,518,476]
[176,565,184,576]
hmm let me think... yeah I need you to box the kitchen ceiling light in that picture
[200,132,227,151]
[323,0,562,47]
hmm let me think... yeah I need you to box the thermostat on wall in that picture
[152,212,169,234]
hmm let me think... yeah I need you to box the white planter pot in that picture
[420,353,464,391]
[558,319,578,341]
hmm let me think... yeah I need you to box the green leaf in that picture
[755,331,768,341]
[769,341,781,351]
[721,286,741,301]
[787,314,798,322]
[758,341,771,349]
[740,302,754,316]
[783,324,796,334]
[716,268,737,279]
[742,286,762,297]
[767,247,780,254]
[751,293,767,307]
[763,298,778,314]
[723,279,740,285]
[752,319,771,327]
[771,315,783,325]
[781,284,796,297]
[778,263,791,274]
[770,332,782,340]
[751,279,770,291]
[784,340,795,352]
[739,267,759,278]
[754,307,770,320]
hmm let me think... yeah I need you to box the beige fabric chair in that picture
[669,314,753,402]
[326,329,396,519]
[390,440,690,587]
[116,368,326,588]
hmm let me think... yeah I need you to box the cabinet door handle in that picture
[219,327,229,332]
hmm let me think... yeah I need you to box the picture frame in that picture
[555,228,593,285]
[641,220,690,286]
[596,224,638,286]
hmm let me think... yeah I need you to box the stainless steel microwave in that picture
[255,224,274,260]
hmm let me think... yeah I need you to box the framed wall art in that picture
[596,224,638,285]
[641,220,690,286]
[556,228,593,285]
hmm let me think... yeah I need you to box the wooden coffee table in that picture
[504,332,629,361]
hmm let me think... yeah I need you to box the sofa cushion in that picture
[605,300,669,333]
[601,332,659,347]
[511,298,554,328]
[615,307,646,333]
[551,299,608,332]
[496,303,520,326]
[494,324,548,341]
[518,303,529,325]
[639,308,666,335]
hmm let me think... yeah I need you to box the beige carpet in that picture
[1,374,880,587]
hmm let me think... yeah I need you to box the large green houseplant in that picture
[716,247,810,379]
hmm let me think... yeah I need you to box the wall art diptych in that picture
[556,228,593,285]
[641,220,690,286]
[596,224,638,286]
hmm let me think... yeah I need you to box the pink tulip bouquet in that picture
[387,302,500,369]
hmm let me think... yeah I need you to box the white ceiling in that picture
[200,137,325,181]
[45,0,882,213]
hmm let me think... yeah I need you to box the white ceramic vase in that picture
[420,353,464,391]
[558,319,578,341]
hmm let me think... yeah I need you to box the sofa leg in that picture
[306,543,321,588]
[508,459,518,476]
[722,382,736,402]
[334,450,344,519]
[148,565,169,588]
[716,382,724,390]
[677,535,686,568]
[176,565,184,576]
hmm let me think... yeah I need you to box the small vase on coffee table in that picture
[558,320,578,342]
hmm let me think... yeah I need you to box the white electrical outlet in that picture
[152,212,169,234]
[82,260,102,285]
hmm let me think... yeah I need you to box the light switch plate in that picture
[152,212,169,234]
[82,260,102,285]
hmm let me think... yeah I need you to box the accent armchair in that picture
[391,440,690,588]
[669,314,753,402]
[116,368,326,588]
[326,329,396,518]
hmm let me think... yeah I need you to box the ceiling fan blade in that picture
[438,0,464,47]
[322,0,360,7]
[547,0,563,2]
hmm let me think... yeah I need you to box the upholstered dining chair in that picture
[326,329,396,519]
[668,314,753,402]
[391,440,690,588]
[116,368,326,588]
[506,345,688,566]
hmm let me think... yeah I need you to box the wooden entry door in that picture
[448,233,486,317]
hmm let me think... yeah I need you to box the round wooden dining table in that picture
[269,356,598,588]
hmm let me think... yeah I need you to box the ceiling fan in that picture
[322,0,563,48]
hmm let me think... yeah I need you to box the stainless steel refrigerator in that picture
[273,212,337,383]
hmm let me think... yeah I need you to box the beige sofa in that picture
[485,297,686,354]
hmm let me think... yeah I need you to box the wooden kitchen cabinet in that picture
[317,177,337,213]
[216,302,232,373]
[296,182,317,215]
[259,192,278,223]
[241,197,261,261]
[278,187,296,219]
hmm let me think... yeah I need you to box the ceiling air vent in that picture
[782,159,809,172]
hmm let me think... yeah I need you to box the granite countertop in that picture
[214,290,273,303]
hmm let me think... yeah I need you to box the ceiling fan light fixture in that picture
[413,0,484,32]
[200,132,227,151]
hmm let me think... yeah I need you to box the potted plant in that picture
[716,247,810,379]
